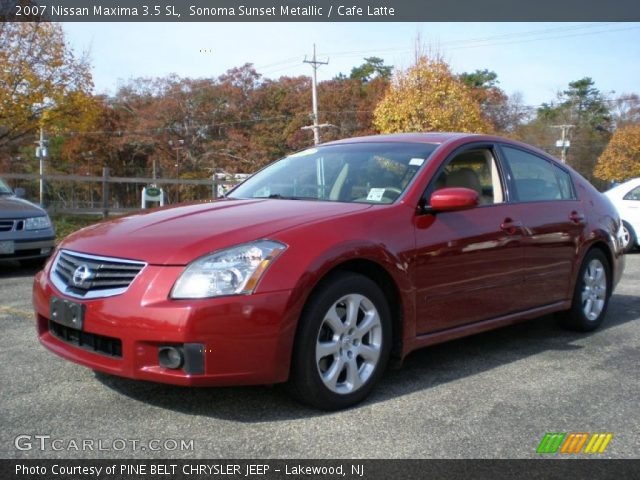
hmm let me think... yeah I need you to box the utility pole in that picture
[551,124,574,164]
[35,126,48,206]
[302,44,330,145]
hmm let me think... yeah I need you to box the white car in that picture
[605,178,640,253]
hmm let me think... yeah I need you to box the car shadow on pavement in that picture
[94,292,640,422]
[0,261,43,278]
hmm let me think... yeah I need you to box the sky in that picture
[62,22,640,106]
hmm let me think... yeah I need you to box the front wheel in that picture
[559,249,611,332]
[288,272,391,410]
[621,221,637,253]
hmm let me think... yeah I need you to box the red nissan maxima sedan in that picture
[33,133,625,410]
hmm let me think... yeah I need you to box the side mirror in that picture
[428,187,479,212]
[14,187,26,198]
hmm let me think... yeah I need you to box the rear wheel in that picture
[559,249,611,332]
[288,272,391,410]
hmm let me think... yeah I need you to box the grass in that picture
[51,214,104,243]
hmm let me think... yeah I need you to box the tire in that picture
[559,249,611,332]
[287,272,391,410]
[621,221,637,253]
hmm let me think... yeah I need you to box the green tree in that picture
[538,77,610,129]
[458,69,498,89]
[534,77,611,184]
[350,57,393,83]
[373,56,490,134]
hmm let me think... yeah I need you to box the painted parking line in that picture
[0,305,34,320]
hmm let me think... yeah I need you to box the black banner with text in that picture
[1,0,639,22]
[2,459,640,480]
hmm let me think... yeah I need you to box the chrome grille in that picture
[0,219,24,232]
[52,249,146,299]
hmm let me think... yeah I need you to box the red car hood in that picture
[61,198,371,265]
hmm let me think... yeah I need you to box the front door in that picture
[411,146,526,334]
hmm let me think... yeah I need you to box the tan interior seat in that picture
[446,168,492,204]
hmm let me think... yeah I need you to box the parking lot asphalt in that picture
[1,254,639,459]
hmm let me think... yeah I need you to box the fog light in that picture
[158,346,184,369]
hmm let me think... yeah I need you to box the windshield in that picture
[0,179,13,195]
[229,142,437,204]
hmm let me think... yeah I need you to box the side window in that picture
[623,186,640,201]
[430,148,504,205]
[501,146,575,202]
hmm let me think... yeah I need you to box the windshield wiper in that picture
[265,194,319,200]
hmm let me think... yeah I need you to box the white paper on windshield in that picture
[367,188,386,202]
[409,158,425,166]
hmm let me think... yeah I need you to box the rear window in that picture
[501,146,575,202]
[623,185,640,201]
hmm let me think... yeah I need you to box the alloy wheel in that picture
[315,293,382,395]
[621,224,631,250]
[581,258,607,321]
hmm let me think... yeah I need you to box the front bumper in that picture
[0,236,55,262]
[33,264,299,386]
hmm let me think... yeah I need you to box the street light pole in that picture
[36,125,47,206]
[168,139,185,202]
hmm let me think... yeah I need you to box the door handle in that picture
[501,218,524,235]
[569,211,586,225]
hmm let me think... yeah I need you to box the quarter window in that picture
[501,146,575,201]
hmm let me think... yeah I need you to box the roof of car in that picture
[321,132,479,146]
[606,177,640,194]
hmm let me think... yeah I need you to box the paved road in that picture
[1,254,639,459]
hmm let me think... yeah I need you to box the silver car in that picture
[0,178,55,267]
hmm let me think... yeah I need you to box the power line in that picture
[56,113,309,138]
[260,23,638,76]
[324,23,627,58]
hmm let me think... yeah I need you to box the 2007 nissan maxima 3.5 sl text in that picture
[33,133,625,410]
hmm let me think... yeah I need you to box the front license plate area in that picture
[0,240,15,254]
[50,296,85,330]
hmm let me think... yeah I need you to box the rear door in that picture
[497,144,585,309]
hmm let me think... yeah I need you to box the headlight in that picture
[25,216,51,230]
[170,240,287,299]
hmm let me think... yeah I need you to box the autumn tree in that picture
[0,22,94,154]
[594,124,640,182]
[373,56,490,134]
[458,69,528,133]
